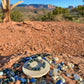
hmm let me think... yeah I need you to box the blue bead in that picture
[26,57,30,61]
[19,78,26,83]
[58,65,62,70]
[14,76,19,81]
[6,71,10,74]
[74,75,79,80]
[72,73,76,76]
[42,57,46,60]
[10,72,15,77]
[0,79,2,83]
[30,78,35,83]
[65,73,70,77]
[53,61,55,64]
[56,80,63,84]
[60,62,64,65]
[3,69,7,73]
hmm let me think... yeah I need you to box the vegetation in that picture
[10,11,23,22]
[0,5,84,23]
[41,6,84,23]
[1,0,23,22]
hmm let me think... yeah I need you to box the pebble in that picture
[37,56,42,60]
[19,78,26,83]
[72,74,80,80]
[41,80,47,84]
[60,62,64,65]
[54,57,59,62]
[30,78,35,83]
[68,62,74,69]
[0,79,2,84]
[56,80,63,84]
[10,77,15,82]
[0,71,3,76]
[65,73,70,77]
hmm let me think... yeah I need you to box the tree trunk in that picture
[3,9,11,22]
[1,0,23,23]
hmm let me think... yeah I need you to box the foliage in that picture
[10,11,23,22]
[41,5,84,23]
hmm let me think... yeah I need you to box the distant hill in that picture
[16,4,56,10]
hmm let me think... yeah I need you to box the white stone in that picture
[0,71,3,76]
[49,60,52,64]
[79,78,83,81]
[61,78,65,83]
[54,57,59,61]
[37,56,42,60]
[67,62,74,68]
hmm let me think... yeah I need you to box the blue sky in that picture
[1,0,84,8]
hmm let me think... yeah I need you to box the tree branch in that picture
[11,1,23,10]
[7,0,10,10]
[1,0,7,10]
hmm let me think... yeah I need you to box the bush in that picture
[10,11,23,22]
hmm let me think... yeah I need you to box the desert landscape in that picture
[0,21,84,84]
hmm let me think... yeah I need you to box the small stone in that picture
[68,62,74,69]
[42,57,46,60]
[79,78,82,81]
[14,76,19,81]
[77,81,82,84]
[60,78,65,83]
[65,73,70,77]
[30,78,36,83]
[41,80,47,84]
[19,78,26,83]
[27,78,30,83]
[49,60,52,64]
[58,65,62,70]
[56,80,63,84]
[54,57,59,62]
[13,63,20,68]
[37,56,42,60]
[72,74,80,80]
[10,77,15,82]
[0,71,3,76]
[0,79,2,84]
[3,69,7,73]
[60,62,64,65]
[48,81,53,84]
[26,57,30,61]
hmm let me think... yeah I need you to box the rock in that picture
[65,73,70,77]
[19,78,26,83]
[42,57,47,61]
[67,62,74,69]
[41,80,47,84]
[60,62,64,65]
[0,79,2,84]
[49,60,52,64]
[10,77,15,82]
[0,71,3,76]
[76,81,82,84]
[79,78,82,81]
[54,57,59,62]
[30,78,35,83]
[48,81,53,84]
[56,80,63,84]
[72,74,80,80]
[37,56,42,60]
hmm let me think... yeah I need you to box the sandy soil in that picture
[0,21,84,83]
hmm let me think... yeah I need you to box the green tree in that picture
[10,11,23,22]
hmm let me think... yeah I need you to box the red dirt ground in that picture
[0,21,84,83]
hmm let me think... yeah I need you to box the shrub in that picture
[10,11,23,22]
